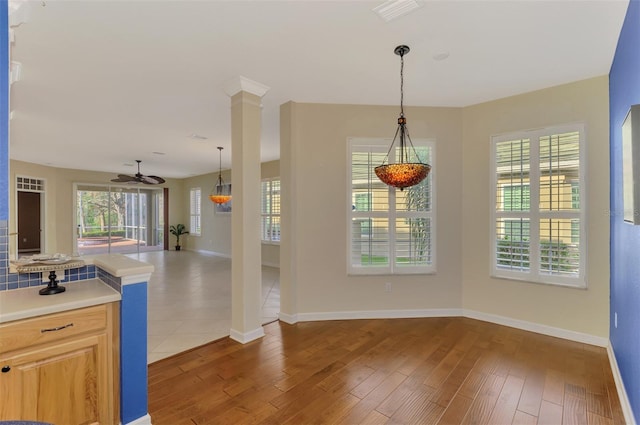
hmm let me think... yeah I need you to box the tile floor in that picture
[125,250,280,364]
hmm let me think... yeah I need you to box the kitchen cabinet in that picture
[0,303,119,424]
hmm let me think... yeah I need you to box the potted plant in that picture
[169,224,189,251]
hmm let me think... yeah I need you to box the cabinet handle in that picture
[41,323,74,333]
[1,366,10,373]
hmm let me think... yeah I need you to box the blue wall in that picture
[120,282,149,424]
[610,0,640,422]
[1,0,8,221]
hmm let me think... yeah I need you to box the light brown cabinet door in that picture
[0,333,111,424]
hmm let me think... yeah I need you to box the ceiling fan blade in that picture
[111,174,137,183]
[141,175,166,184]
[111,161,164,185]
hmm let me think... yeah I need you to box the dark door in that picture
[18,191,41,253]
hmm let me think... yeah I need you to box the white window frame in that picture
[490,123,586,288]
[347,137,436,275]
[261,178,281,244]
[190,187,201,236]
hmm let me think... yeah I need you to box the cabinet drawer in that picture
[0,305,107,353]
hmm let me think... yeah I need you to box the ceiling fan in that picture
[110,160,166,185]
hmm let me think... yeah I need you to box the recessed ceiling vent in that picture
[373,0,421,22]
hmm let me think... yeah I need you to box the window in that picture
[348,138,435,275]
[76,184,164,255]
[190,188,201,236]
[491,124,585,287]
[16,176,45,192]
[261,179,280,243]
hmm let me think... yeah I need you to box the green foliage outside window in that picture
[404,147,430,264]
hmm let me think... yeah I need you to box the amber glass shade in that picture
[209,182,232,204]
[375,163,430,190]
[209,194,232,204]
[209,179,231,204]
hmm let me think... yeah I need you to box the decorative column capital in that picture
[223,76,270,98]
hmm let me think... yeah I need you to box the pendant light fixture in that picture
[209,146,232,204]
[375,45,431,190]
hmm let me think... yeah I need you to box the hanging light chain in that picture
[400,50,404,117]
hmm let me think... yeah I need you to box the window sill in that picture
[490,273,587,290]
[261,241,280,246]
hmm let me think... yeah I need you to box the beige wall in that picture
[10,76,610,339]
[281,76,609,337]
[11,159,280,265]
[180,169,232,255]
[9,160,184,257]
[461,76,610,338]
[179,160,281,267]
[281,102,463,315]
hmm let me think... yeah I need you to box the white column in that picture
[224,76,269,343]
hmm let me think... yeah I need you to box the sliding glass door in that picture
[75,184,164,255]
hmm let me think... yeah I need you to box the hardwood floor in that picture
[148,317,624,425]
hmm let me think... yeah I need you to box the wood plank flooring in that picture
[148,317,624,425]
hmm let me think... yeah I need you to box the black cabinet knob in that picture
[1,366,10,373]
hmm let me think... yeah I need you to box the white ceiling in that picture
[8,0,629,179]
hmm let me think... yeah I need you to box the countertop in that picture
[9,253,155,277]
[0,279,121,324]
[82,254,155,277]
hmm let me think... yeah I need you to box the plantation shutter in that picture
[190,188,201,236]
[261,179,281,242]
[492,125,584,287]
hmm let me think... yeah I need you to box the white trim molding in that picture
[230,326,265,344]
[297,309,462,322]
[463,309,609,347]
[223,75,270,98]
[290,308,608,347]
[278,312,298,324]
[194,250,276,268]
[124,413,152,425]
[193,249,231,259]
[607,343,637,425]
[120,273,152,286]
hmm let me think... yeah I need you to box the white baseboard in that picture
[463,309,609,347]
[297,308,462,322]
[230,326,265,344]
[607,343,637,425]
[192,249,231,259]
[291,308,607,346]
[278,311,298,324]
[124,413,152,425]
[183,249,277,268]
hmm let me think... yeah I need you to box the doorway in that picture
[16,176,45,256]
[75,184,165,255]
[17,191,43,254]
